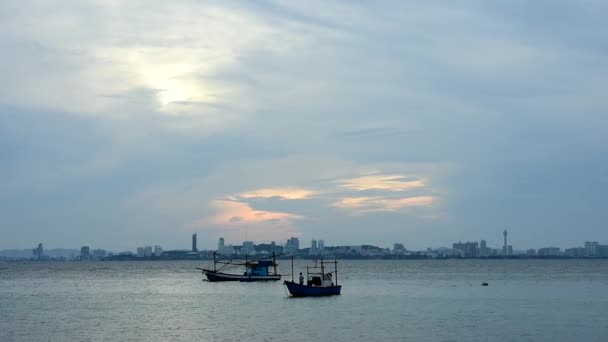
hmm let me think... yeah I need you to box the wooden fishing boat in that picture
[197,252,281,282]
[283,258,341,297]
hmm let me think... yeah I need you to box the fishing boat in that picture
[283,258,341,297]
[197,252,281,282]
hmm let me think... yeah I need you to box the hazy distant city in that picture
[3,230,607,261]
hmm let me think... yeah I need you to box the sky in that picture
[1,0,607,251]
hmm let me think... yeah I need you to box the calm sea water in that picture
[1,259,607,342]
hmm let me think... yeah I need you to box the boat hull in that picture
[203,269,281,282]
[283,280,342,297]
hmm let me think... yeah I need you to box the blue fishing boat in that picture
[197,252,281,282]
[283,258,341,297]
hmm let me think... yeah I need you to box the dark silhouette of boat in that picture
[197,252,281,282]
[283,258,341,297]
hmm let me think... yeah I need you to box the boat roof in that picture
[246,260,276,267]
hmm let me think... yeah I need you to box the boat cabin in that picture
[245,260,276,276]
[307,272,334,286]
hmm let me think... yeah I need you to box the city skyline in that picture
[1,1,608,250]
[4,229,607,259]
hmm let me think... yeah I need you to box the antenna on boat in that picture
[291,255,294,282]
[213,251,217,272]
[273,252,277,276]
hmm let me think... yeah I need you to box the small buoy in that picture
[482,282,489,286]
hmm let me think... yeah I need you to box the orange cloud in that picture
[337,174,424,192]
[186,200,303,241]
[333,195,435,213]
[238,187,317,200]
[208,200,303,225]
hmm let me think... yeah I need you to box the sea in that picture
[1,259,607,342]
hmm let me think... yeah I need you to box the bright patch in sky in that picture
[1,1,607,250]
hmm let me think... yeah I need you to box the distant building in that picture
[507,245,513,256]
[192,233,198,252]
[309,239,318,256]
[270,241,277,253]
[221,245,235,255]
[242,241,255,255]
[503,230,508,255]
[81,246,90,260]
[137,247,145,258]
[597,245,608,257]
[584,241,600,257]
[393,243,405,251]
[154,245,163,257]
[217,237,235,255]
[318,240,324,255]
[565,247,585,257]
[144,246,152,257]
[32,243,43,259]
[479,240,487,257]
[538,247,561,257]
[91,249,107,259]
[526,248,536,256]
[285,237,300,254]
[452,241,479,258]
[218,237,225,252]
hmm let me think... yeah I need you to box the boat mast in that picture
[291,255,294,282]
[321,258,324,280]
[273,252,277,275]
[213,251,217,272]
[335,259,338,286]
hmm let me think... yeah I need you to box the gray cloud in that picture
[0,1,607,250]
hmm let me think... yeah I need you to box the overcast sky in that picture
[1,1,607,251]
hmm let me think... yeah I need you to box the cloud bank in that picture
[1,1,607,250]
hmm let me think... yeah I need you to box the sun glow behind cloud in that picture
[332,195,436,213]
[238,187,318,200]
[337,174,425,192]
[207,200,303,225]
[187,199,303,241]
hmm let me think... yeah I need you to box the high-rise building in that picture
[480,240,487,257]
[285,237,300,254]
[154,245,163,257]
[597,245,608,257]
[218,237,225,252]
[217,237,234,255]
[309,239,318,255]
[81,246,90,260]
[452,241,479,258]
[318,240,324,255]
[507,245,513,256]
[192,233,198,252]
[144,246,152,257]
[503,229,508,255]
[137,247,145,258]
[585,241,600,257]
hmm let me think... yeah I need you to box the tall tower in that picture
[503,229,508,255]
[192,233,198,252]
[218,237,225,252]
